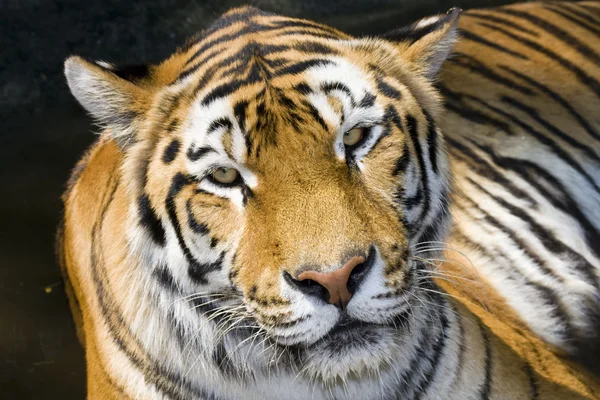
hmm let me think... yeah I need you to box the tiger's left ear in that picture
[64,56,152,147]
[381,8,461,78]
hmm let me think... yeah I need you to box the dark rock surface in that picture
[1,0,513,398]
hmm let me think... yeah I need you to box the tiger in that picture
[57,1,600,399]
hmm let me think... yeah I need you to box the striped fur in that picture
[441,0,600,362]
[58,2,600,399]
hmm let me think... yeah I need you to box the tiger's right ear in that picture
[381,8,461,79]
[64,56,151,146]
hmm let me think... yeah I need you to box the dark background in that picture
[1,0,516,398]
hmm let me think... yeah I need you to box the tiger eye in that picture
[343,127,366,146]
[212,167,238,185]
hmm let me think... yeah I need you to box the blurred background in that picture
[1,0,516,397]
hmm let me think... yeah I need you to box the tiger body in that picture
[59,1,600,399]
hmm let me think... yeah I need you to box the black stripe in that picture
[304,101,329,132]
[405,187,423,209]
[165,173,212,285]
[183,41,286,82]
[201,79,248,107]
[219,43,289,78]
[462,178,564,283]
[475,22,600,97]
[375,77,402,100]
[187,63,220,95]
[454,303,467,377]
[183,8,273,63]
[181,26,271,78]
[293,41,339,55]
[468,176,599,288]
[275,28,342,40]
[188,253,224,285]
[91,176,222,400]
[454,217,574,342]
[137,194,166,246]
[358,93,376,108]
[406,115,431,229]
[478,322,492,400]
[459,29,529,59]
[274,88,296,109]
[187,146,216,162]
[449,53,535,96]
[424,111,439,174]
[367,111,394,152]
[212,339,236,378]
[264,57,288,69]
[393,143,410,176]
[413,193,449,245]
[321,82,356,106]
[186,200,209,234]
[207,117,233,135]
[387,103,404,132]
[413,311,449,400]
[466,12,540,36]
[522,169,600,261]
[545,4,600,37]
[166,118,180,133]
[495,8,600,66]
[392,307,439,396]
[468,139,600,259]
[162,139,180,164]
[233,100,248,132]
[446,137,537,205]
[577,3,600,15]
[447,87,600,194]
[500,95,600,163]
[562,3,600,25]
[269,18,343,36]
[439,85,514,133]
[152,267,178,291]
[522,362,539,400]
[233,100,252,156]
[241,185,254,206]
[293,82,312,95]
[139,96,181,190]
[275,58,333,76]
[498,65,600,141]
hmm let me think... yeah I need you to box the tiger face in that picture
[65,6,458,382]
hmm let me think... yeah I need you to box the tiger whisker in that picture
[223,328,265,369]
[415,267,491,309]
[416,286,490,313]
[169,292,228,308]
[412,257,491,312]
[410,254,485,287]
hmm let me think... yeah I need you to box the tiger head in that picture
[65,7,459,383]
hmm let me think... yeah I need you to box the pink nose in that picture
[297,255,365,308]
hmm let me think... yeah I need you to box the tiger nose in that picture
[295,255,366,308]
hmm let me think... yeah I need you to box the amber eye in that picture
[343,127,367,147]
[211,167,239,185]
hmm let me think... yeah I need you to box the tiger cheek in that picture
[233,222,282,299]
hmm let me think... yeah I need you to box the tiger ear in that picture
[381,8,461,78]
[64,56,151,146]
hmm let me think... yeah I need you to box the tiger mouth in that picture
[320,310,411,341]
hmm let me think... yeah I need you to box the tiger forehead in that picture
[159,7,397,167]
[185,67,384,167]
[174,49,382,160]
[175,6,352,84]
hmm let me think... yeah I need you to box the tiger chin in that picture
[58,2,600,399]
